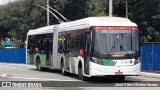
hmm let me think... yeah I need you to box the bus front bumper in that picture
[89,62,140,76]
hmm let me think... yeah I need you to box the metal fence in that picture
[0,48,26,63]
[141,43,160,71]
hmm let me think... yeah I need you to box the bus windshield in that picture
[93,30,139,57]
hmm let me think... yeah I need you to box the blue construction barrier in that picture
[0,44,159,70]
[0,48,26,63]
[141,43,160,70]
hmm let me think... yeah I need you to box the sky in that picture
[0,0,16,5]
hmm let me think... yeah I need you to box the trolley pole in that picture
[47,0,50,25]
[109,0,113,17]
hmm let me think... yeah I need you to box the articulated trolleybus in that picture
[27,17,140,80]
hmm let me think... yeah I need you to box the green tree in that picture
[0,0,160,43]
[86,0,107,16]
[113,0,160,42]
[0,0,46,46]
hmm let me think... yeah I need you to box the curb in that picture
[140,72,160,78]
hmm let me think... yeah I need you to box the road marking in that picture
[0,73,81,81]
[8,76,81,81]
[0,74,8,77]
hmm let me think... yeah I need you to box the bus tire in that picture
[117,76,125,81]
[78,66,88,81]
[61,61,67,76]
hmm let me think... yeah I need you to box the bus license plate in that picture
[115,72,123,75]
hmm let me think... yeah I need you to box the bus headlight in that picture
[92,57,103,65]
[134,58,140,65]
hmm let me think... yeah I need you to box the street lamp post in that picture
[109,0,128,18]
[109,0,113,17]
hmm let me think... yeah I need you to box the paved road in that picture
[0,63,160,90]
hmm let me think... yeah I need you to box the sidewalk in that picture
[140,71,160,78]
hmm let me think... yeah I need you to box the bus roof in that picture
[58,16,137,32]
[27,25,55,35]
[27,16,137,35]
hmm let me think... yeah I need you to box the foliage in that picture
[0,0,160,44]
[144,26,160,42]
[86,0,107,16]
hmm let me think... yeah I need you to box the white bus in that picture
[26,17,140,80]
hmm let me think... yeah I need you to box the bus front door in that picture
[84,32,90,75]
[65,34,70,70]
[46,36,52,66]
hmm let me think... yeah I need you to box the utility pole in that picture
[126,0,128,18]
[47,0,50,25]
[109,0,113,17]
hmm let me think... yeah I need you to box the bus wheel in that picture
[61,61,67,76]
[117,76,125,81]
[78,66,87,81]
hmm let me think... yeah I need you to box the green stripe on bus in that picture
[102,59,117,66]
[112,61,117,66]
[110,61,114,66]
[102,59,112,66]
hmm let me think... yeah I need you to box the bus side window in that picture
[75,36,80,56]
[69,37,74,53]
[30,39,34,54]
[79,34,85,54]
[65,34,71,53]
[58,35,63,53]
[49,39,53,54]
[58,41,63,53]
[40,35,45,54]
[34,35,40,52]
